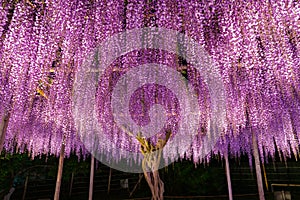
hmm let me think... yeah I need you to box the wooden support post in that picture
[0,115,5,152]
[107,168,112,195]
[262,164,269,191]
[129,174,144,197]
[252,131,265,200]
[0,113,10,153]
[22,175,29,200]
[69,172,74,197]
[224,153,233,200]
[89,155,95,200]
[54,143,65,200]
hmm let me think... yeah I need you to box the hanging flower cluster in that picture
[0,0,299,166]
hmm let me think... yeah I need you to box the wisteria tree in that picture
[0,1,300,200]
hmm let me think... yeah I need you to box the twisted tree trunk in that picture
[137,131,171,200]
[142,149,164,200]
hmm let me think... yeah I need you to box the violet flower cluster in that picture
[0,0,299,166]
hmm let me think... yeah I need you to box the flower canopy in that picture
[0,0,299,166]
